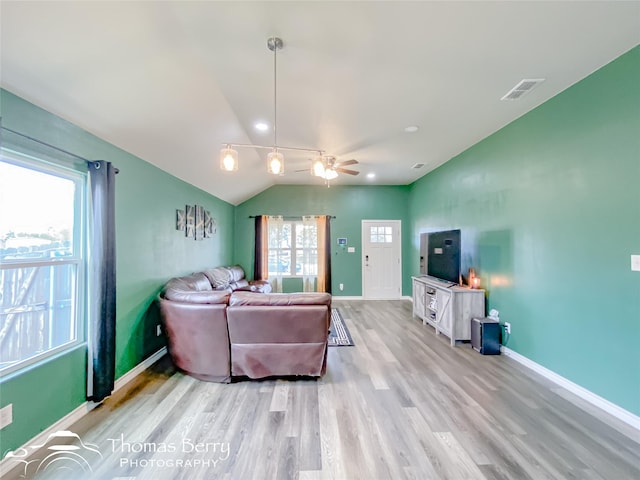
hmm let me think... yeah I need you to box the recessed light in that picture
[367,173,376,179]
[255,122,269,131]
[404,125,419,133]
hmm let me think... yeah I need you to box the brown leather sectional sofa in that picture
[158,267,332,383]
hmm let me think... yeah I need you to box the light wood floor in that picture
[6,299,640,479]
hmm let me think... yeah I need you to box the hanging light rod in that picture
[220,37,325,175]
[224,143,325,154]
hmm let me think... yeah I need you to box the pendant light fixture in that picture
[220,145,238,171]
[220,37,322,175]
[266,37,284,174]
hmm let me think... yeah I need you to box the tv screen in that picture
[427,229,461,284]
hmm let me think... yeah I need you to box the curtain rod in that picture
[249,215,336,219]
[1,126,119,173]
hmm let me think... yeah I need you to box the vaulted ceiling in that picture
[2,1,639,205]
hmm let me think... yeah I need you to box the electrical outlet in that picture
[632,255,640,272]
[156,325,162,337]
[0,404,13,429]
[339,283,344,291]
[504,322,511,335]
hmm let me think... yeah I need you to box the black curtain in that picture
[87,161,117,402]
[253,215,266,281]
[324,216,332,294]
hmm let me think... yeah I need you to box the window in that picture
[0,150,86,376]
[268,221,317,277]
[370,226,393,243]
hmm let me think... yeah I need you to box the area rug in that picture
[328,308,354,346]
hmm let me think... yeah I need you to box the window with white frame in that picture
[0,150,86,376]
[370,225,393,243]
[267,220,318,277]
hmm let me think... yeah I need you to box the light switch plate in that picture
[347,247,355,253]
[632,255,640,272]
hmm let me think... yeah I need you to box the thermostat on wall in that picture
[337,238,347,246]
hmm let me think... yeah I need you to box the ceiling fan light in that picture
[220,147,238,171]
[312,158,325,177]
[324,168,338,180]
[267,150,284,175]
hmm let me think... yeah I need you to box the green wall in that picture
[0,89,235,455]
[234,185,411,296]
[1,43,638,457]
[408,47,640,415]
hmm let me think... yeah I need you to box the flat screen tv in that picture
[426,229,461,284]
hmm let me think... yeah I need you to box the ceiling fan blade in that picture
[336,159,358,167]
[336,168,360,176]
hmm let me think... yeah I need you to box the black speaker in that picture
[471,318,501,355]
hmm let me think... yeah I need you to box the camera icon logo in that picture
[4,430,102,479]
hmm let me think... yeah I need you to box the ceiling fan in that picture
[304,156,360,184]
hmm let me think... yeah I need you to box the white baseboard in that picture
[501,346,640,431]
[0,347,167,477]
[114,347,167,392]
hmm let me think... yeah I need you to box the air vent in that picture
[501,78,545,101]
[412,163,425,169]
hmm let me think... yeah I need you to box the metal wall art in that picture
[176,205,216,240]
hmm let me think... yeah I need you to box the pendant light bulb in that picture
[220,146,238,171]
[267,150,284,175]
[312,157,325,177]
[324,168,338,180]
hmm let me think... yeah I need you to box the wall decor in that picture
[204,211,217,237]
[176,209,185,231]
[195,205,205,240]
[178,204,216,240]
[185,205,195,238]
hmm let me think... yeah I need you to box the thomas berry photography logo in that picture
[3,430,102,479]
[108,434,231,470]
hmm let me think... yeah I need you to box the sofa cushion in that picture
[163,274,229,304]
[168,273,213,292]
[229,279,250,290]
[203,267,233,289]
[227,265,245,283]
[229,291,331,307]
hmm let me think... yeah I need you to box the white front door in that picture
[362,220,402,299]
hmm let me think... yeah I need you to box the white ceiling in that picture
[2,1,639,205]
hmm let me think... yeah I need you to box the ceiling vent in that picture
[501,78,545,101]
[412,163,425,169]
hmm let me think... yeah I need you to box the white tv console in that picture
[412,275,485,346]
